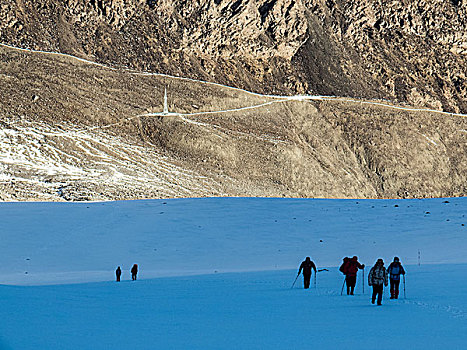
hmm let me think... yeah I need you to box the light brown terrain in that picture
[0,45,465,201]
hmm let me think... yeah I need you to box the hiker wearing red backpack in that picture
[341,256,365,295]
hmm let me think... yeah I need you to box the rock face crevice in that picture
[1,0,466,112]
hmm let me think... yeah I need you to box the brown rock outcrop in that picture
[1,0,466,112]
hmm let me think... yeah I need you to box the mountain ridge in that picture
[1,0,466,112]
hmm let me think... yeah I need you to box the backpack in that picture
[389,263,400,276]
[339,258,350,274]
[346,260,359,275]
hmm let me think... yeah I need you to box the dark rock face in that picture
[1,0,466,112]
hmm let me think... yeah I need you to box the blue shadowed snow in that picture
[0,197,466,349]
[1,266,467,350]
[0,197,465,285]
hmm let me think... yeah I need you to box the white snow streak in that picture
[422,134,438,146]
[0,118,226,199]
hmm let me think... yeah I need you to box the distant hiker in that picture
[387,257,405,299]
[368,258,388,305]
[116,266,122,282]
[297,257,317,289]
[343,256,365,295]
[131,264,138,281]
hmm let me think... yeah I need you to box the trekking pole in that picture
[314,272,317,288]
[403,274,406,299]
[291,274,299,289]
[340,277,346,296]
[362,267,365,295]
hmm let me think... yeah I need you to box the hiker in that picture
[297,257,317,289]
[116,266,122,282]
[368,258,388,305]
[342,256,365,295]
[131,264,138,280]
[387,257,405,299]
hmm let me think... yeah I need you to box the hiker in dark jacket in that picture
[116,266,122,282]
[131,264,138,281]
[297,257,317,289]
[387,257,405,299]
[368,258,388,305]
[343,256,365,295]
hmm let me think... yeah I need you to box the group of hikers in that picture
[297,256,406,305]
[115,264,138,281]
[116,257,405,306]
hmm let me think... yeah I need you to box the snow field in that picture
[1,266,466,350]
[0,197,465,285]
[0,197,466,349]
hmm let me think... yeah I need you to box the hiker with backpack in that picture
[340,256,365,295]
[131,264,138,280]
[368,258,388,305]
[387,257,406,299]
[297,257,317,289]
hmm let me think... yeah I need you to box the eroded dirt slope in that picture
[1,45,465,200]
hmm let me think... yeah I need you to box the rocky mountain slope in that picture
[1,45,465,200]
[1,0,466,113]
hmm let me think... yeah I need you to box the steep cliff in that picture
[1,0,466,112]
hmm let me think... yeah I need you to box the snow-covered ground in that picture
[1,266,467,350]
[0,197,466,349]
